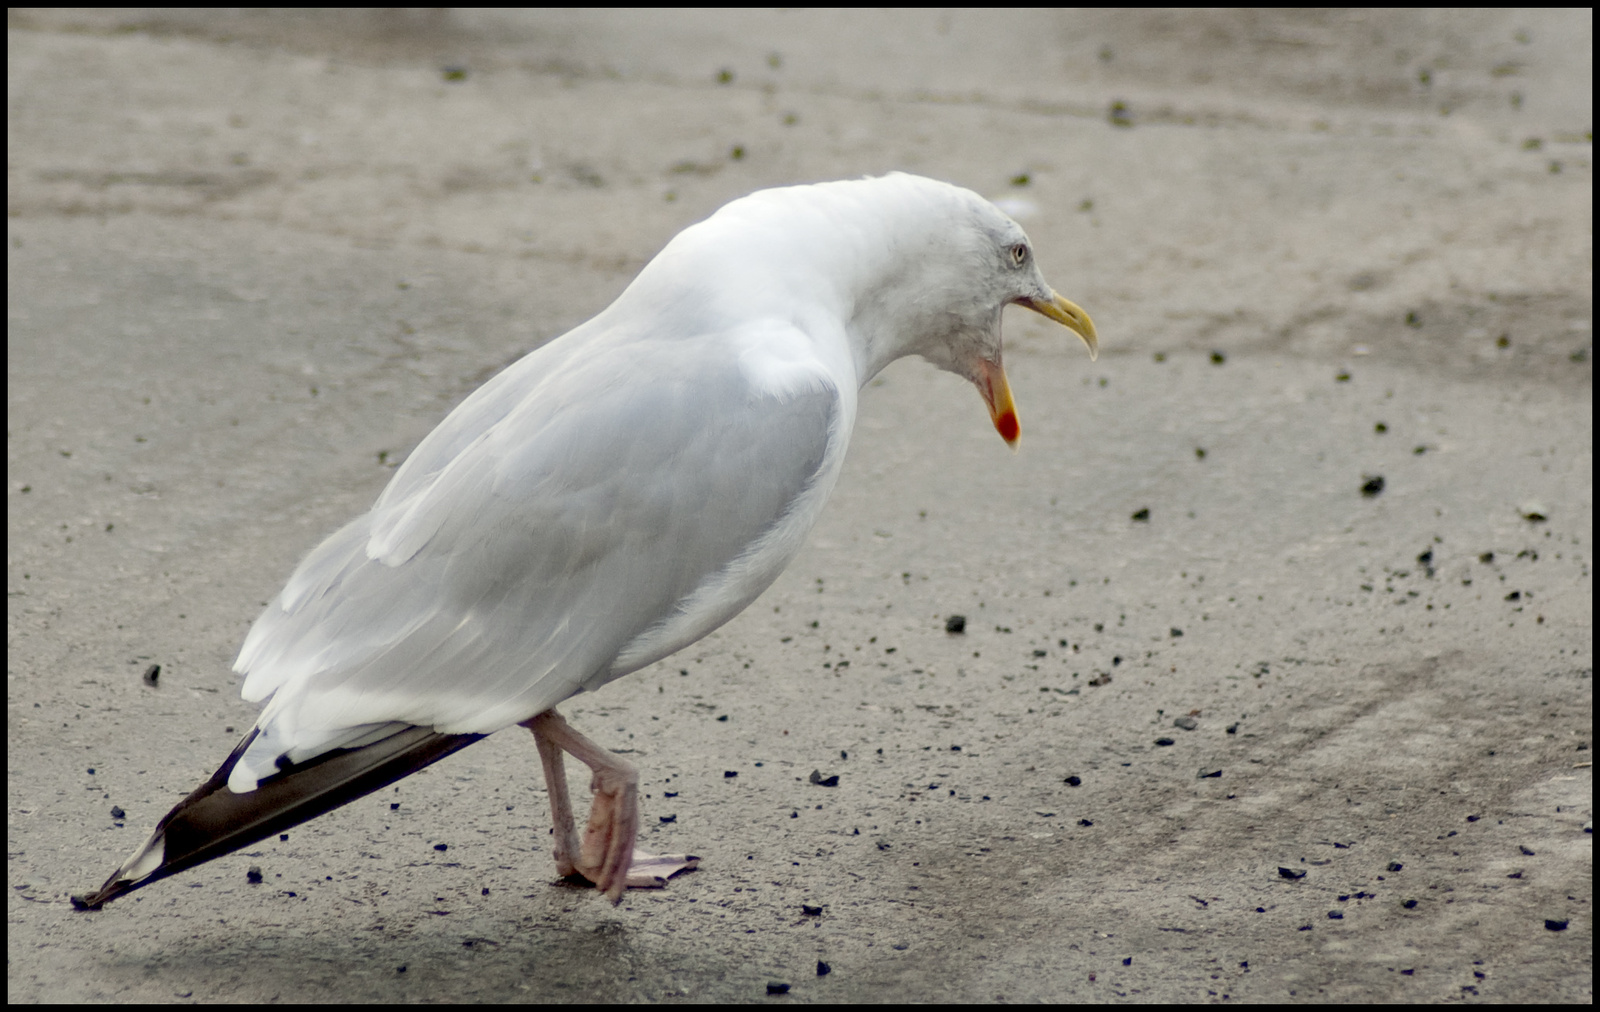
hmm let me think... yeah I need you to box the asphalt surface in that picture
[8,9,1592,1002]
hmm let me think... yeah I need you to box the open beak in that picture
[977,291,1098,448]
[975,357,1020,448]
[1021,291,1098,361]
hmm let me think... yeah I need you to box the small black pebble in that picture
[1545,918,1569,931]
[247,866,264,884]
[1122,957,1132,966]
[1131,507,1150,521]
[1170,627,1183,637]
[1361,475,1385,496]
[1154,737,1175,747]
[1064,775,1082,786]
[1078,818,1093,827]
[1402,898,1419,909]
[1506,591,1522,601]
[1519,845,1535,855]
[1198,768,1222,778]
[717,714,729,722]
[433,843,448,852]
[809,770,839,787]
[1328,910,1344,919]
[142,664,160,686]
[1278,867,1307,880]
[1210,350,1226,364]
[391,802,400,810]
[802,903,823,916]
[724,770,738,778]
[109,806,125,820]
[945,614,966,633]
[659,814,676,824]
[1387,861,1403,872]
[817,960,831,976]
[767,982,790,994]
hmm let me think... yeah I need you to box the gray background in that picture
[8,8,1591,1002]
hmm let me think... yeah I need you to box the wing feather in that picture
[232,321,840,789]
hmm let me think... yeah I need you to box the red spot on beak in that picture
[994,409,1020,445]
[974,357,1020,448]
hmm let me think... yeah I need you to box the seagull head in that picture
[852,174,1098,447]
[631,173,1097,447]
[767,173,1097,447]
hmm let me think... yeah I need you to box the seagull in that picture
[74,172,1097,910]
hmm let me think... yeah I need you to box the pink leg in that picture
[529,716,582,878]
[523,709,698,902]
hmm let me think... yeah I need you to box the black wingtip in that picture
[76,725,483,910]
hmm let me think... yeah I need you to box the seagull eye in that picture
[1010,244,1029,266]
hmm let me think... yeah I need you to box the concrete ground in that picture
[7,9,1591,1002]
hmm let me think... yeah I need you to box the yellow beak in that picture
[1021,291,1098,361]
[977,291,1097,448]
[975,357,1020,448]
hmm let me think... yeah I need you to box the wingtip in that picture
[76,725,485,909]
[71,879,124,911]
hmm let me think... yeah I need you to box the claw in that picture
[525,709,697,902]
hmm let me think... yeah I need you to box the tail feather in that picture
[73,724,484,910]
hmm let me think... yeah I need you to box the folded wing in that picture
[231,323,841,789]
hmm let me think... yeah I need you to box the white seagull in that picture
[76,172,1097,910]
